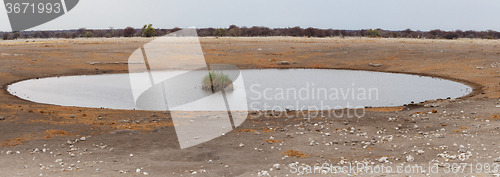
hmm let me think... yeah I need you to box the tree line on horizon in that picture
[2,25,500,40]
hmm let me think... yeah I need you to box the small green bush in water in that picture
[201,71,233,91]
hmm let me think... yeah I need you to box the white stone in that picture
[378,157,388,163]
[406,155,415,162]
[417,150,425,155]
[273,164,280,170]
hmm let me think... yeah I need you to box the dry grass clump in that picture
[282,150,308,158]
[201,71,233,91]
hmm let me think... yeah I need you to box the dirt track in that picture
[0,37,499,176]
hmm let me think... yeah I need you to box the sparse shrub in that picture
[392,32,398,38]
[12,32,20,39]
[32,32,41,38]
[40,31,50,38]
[123,27,137,37]
[302,27,315,37]
[367,29,381,37]
[228,25,242,36]
[443,32,459,39]
[141,24,156,37]
[487,36,493,39]
[315,30,326,37]
[55,32,68,38]
[286,26,304,36]
[213,28,227,37]
[77,28,86,36]
[2,33,10,40]
[94,30,106,37]
[229,28,242,36]
[84,31,94,38]
[275,31,282,36]
[201,71,233,92]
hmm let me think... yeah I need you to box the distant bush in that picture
[367,29,381,37]
[12,32,20,39]
[201,71,233,92]
[213,28,227,37]
[5,25,500,40]
[141,24,156,37]
[77,28,86,36]
[84,31,94,38]
[286,26,303,36]
[123,27,137,37]
[55,32,68,38]
[33,32,42,38]
[228,25,242,36]
[443,32,459,39]
[302,27,315,37]
[93,30,105,37]
[392,32,398,38]
[2,33,10,40]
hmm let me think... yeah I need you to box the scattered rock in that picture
[406,155,414,162]
[424,103,440,108]
[0,117,4,121]
[277,61,290,65]
[273,164,280,170]
[369,63,383,67]
[257,170,269,176]
[378,157,388,163]
[417,150,425,155]
[70,114,75,118]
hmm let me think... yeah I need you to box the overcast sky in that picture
[1,0,499,32]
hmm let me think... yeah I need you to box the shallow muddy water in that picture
[8,69,471,111]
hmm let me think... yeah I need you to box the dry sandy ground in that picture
[0,37,499,176]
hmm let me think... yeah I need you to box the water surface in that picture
[8,69,471,111]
